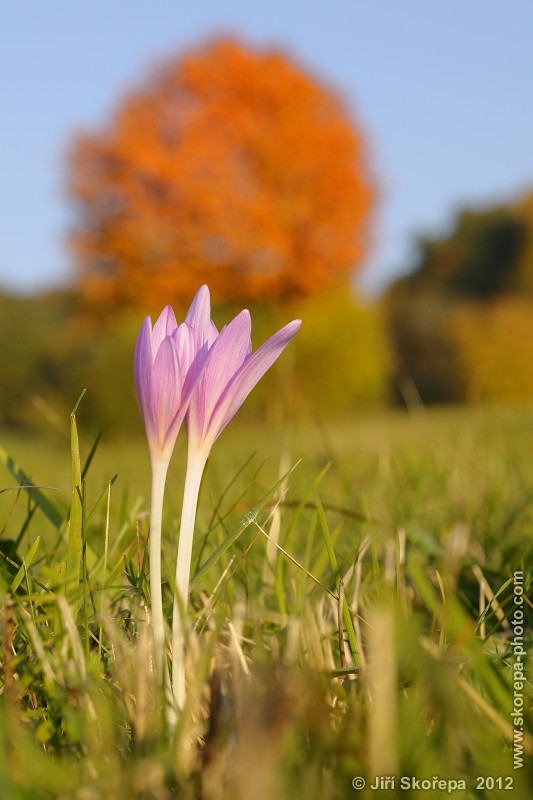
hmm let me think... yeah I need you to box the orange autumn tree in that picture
[67,38,375,309]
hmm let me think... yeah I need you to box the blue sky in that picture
[2,1,533,295]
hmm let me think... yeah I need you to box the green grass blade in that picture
[0,443,63,529]
[314,488,360,665]
[81,429,102,481]
[65,401,84,603]
[10,535,41,593]
[190,461,300,592]
[86,474,118,526]
[314,486,339,574]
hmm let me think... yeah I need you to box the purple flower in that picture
[134,302,197,464]
[172,286,301,707]
[133,285,301,709]
[134,288,213,687]
[184,292,302,461]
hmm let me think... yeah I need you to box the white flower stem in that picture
[172,449,207,710]
[149,455,170,684]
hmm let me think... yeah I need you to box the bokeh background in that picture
[2,2,533,434]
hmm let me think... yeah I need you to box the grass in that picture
[0,403,532,799]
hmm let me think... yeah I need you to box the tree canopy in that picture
[67,37,375,309]
[386,192,533,404]
[398,205,528,299]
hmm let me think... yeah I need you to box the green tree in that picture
[403,206,527,298]
[386,192,533,404]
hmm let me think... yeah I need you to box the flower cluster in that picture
[134,285,300,708]
[135,285,301,467]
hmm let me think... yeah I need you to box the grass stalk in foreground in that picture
[0,406,532,798]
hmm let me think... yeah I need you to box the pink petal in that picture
[151,305,178,356]
[200,310,252,432]
[185,285,212,345]
[185,381,207,447]
[206,320,301,445]
[176,323,207,404]
[134,316,155,433]
[208,320,219,347]
[151,336,183,452]
[173,322,195,376]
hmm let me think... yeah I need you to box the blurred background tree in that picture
[393,206,527,298]
[3,189,533,432]
[67,37,375,311]
[386,193,533,404]
[4,32,533,435]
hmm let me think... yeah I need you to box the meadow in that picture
[0,403,532,799]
